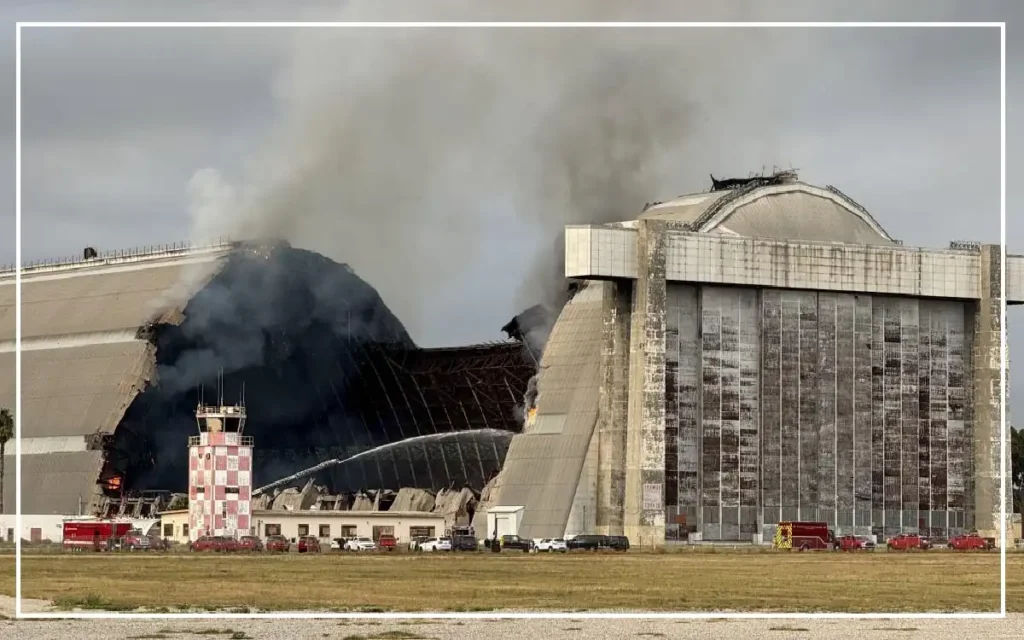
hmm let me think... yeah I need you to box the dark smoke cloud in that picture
[186,8,764,343]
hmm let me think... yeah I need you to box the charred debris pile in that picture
[100,242,547,509]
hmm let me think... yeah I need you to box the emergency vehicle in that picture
[773,521,835,551]
[62,518,132,552]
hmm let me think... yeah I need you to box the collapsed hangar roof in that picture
[1,241,536,515]
[636,171,899,247]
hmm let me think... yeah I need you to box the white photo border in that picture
[13,20,1009,621]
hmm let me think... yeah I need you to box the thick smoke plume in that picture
[186,5,763,347]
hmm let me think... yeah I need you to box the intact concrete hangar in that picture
[2,170,1022,545]
[477,171,1024,546]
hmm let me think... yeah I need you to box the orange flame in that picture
[104,475,122,491]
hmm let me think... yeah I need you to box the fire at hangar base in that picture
[3,170,1023,546]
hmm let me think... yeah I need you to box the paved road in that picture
[0,615,1022,639]
[1,596,1020,639]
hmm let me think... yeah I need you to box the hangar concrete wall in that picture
[576,217,1013,547]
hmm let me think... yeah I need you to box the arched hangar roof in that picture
[638,180,898,246]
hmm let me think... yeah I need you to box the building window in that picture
[409,526,435,538]
[298,524,309,537]
[226,487,239,495]
[341,525,357,538]
[163,524,173,537]
[265,524,281,537]
[319,525,331,538]
[182,524,189,537]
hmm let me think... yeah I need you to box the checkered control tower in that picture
[188,393,252,541]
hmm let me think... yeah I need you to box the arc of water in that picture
[252,428,514,496]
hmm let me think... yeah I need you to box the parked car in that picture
[566,534,607,551]
[377,534,397,551]
[408,536,429,551]
[148,536,170,551]
[218,536,240,552]
[189,536,222,552]
[949,533,994,551]
[265,535,290,553]
[419,537,452,552]
[498,535,532,552]
[449,526,478,551]
[887,534,931,551]
[237,535,264,552]
[344,537,377,552]
[123,529,151,551]
[606,535,630,552]
[535,538,568,552]
[297,536,321,553]
[855,536,876,551]
[835,535,865,551]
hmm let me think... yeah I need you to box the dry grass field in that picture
[0,550,1018,613]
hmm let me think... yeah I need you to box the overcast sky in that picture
[1,0,1022,414]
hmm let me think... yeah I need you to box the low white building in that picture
[486,505,524,539]
[0,514,65,543]
[159,508,447,545]
[0,514,159,543]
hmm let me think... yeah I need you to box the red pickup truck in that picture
[377,534,397,551]
[835,535,865,551]
[887,534,932,551]
[948,533,994,551]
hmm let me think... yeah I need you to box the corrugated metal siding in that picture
[0,342,155,438]
[3,451,105,514]
[678,286,972,541]
[714,192,896,246]
[664,284,699,542]
[0,258,224,341]
[482,283,605,539]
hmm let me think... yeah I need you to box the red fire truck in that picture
[62,518,132,552]
[774,521,835,551]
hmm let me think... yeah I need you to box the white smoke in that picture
[186,3,770,342]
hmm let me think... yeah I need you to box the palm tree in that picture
[0,408,12,513]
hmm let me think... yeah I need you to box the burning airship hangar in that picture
[2,170,1023,546]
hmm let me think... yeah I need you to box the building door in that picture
[30,528,42,543]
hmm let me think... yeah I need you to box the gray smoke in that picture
[186,2,765,344]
